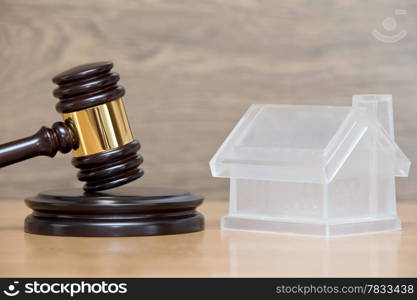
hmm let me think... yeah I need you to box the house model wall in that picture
[210,95,410,236]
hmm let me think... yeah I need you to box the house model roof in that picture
[210,103,410,184]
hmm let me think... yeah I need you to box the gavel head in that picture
[52,62,144,192]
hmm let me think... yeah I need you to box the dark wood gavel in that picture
[0,61,144,192]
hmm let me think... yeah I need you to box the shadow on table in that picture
[221,228,403,277]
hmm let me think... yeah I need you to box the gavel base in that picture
[24,187,204,237]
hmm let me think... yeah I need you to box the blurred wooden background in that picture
[0,0,416,201]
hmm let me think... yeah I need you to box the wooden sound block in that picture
[24,187,204,237]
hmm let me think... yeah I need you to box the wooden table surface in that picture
[0,200,416,277]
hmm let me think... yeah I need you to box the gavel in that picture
[0,61,144,192]
[1,61,204,237]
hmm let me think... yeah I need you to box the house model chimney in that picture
[353,94,395,139]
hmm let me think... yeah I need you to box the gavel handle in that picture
[0,122,78,168]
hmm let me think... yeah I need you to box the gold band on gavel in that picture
[63,98,134,157]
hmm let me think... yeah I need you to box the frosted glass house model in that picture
[210,95,410,236]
